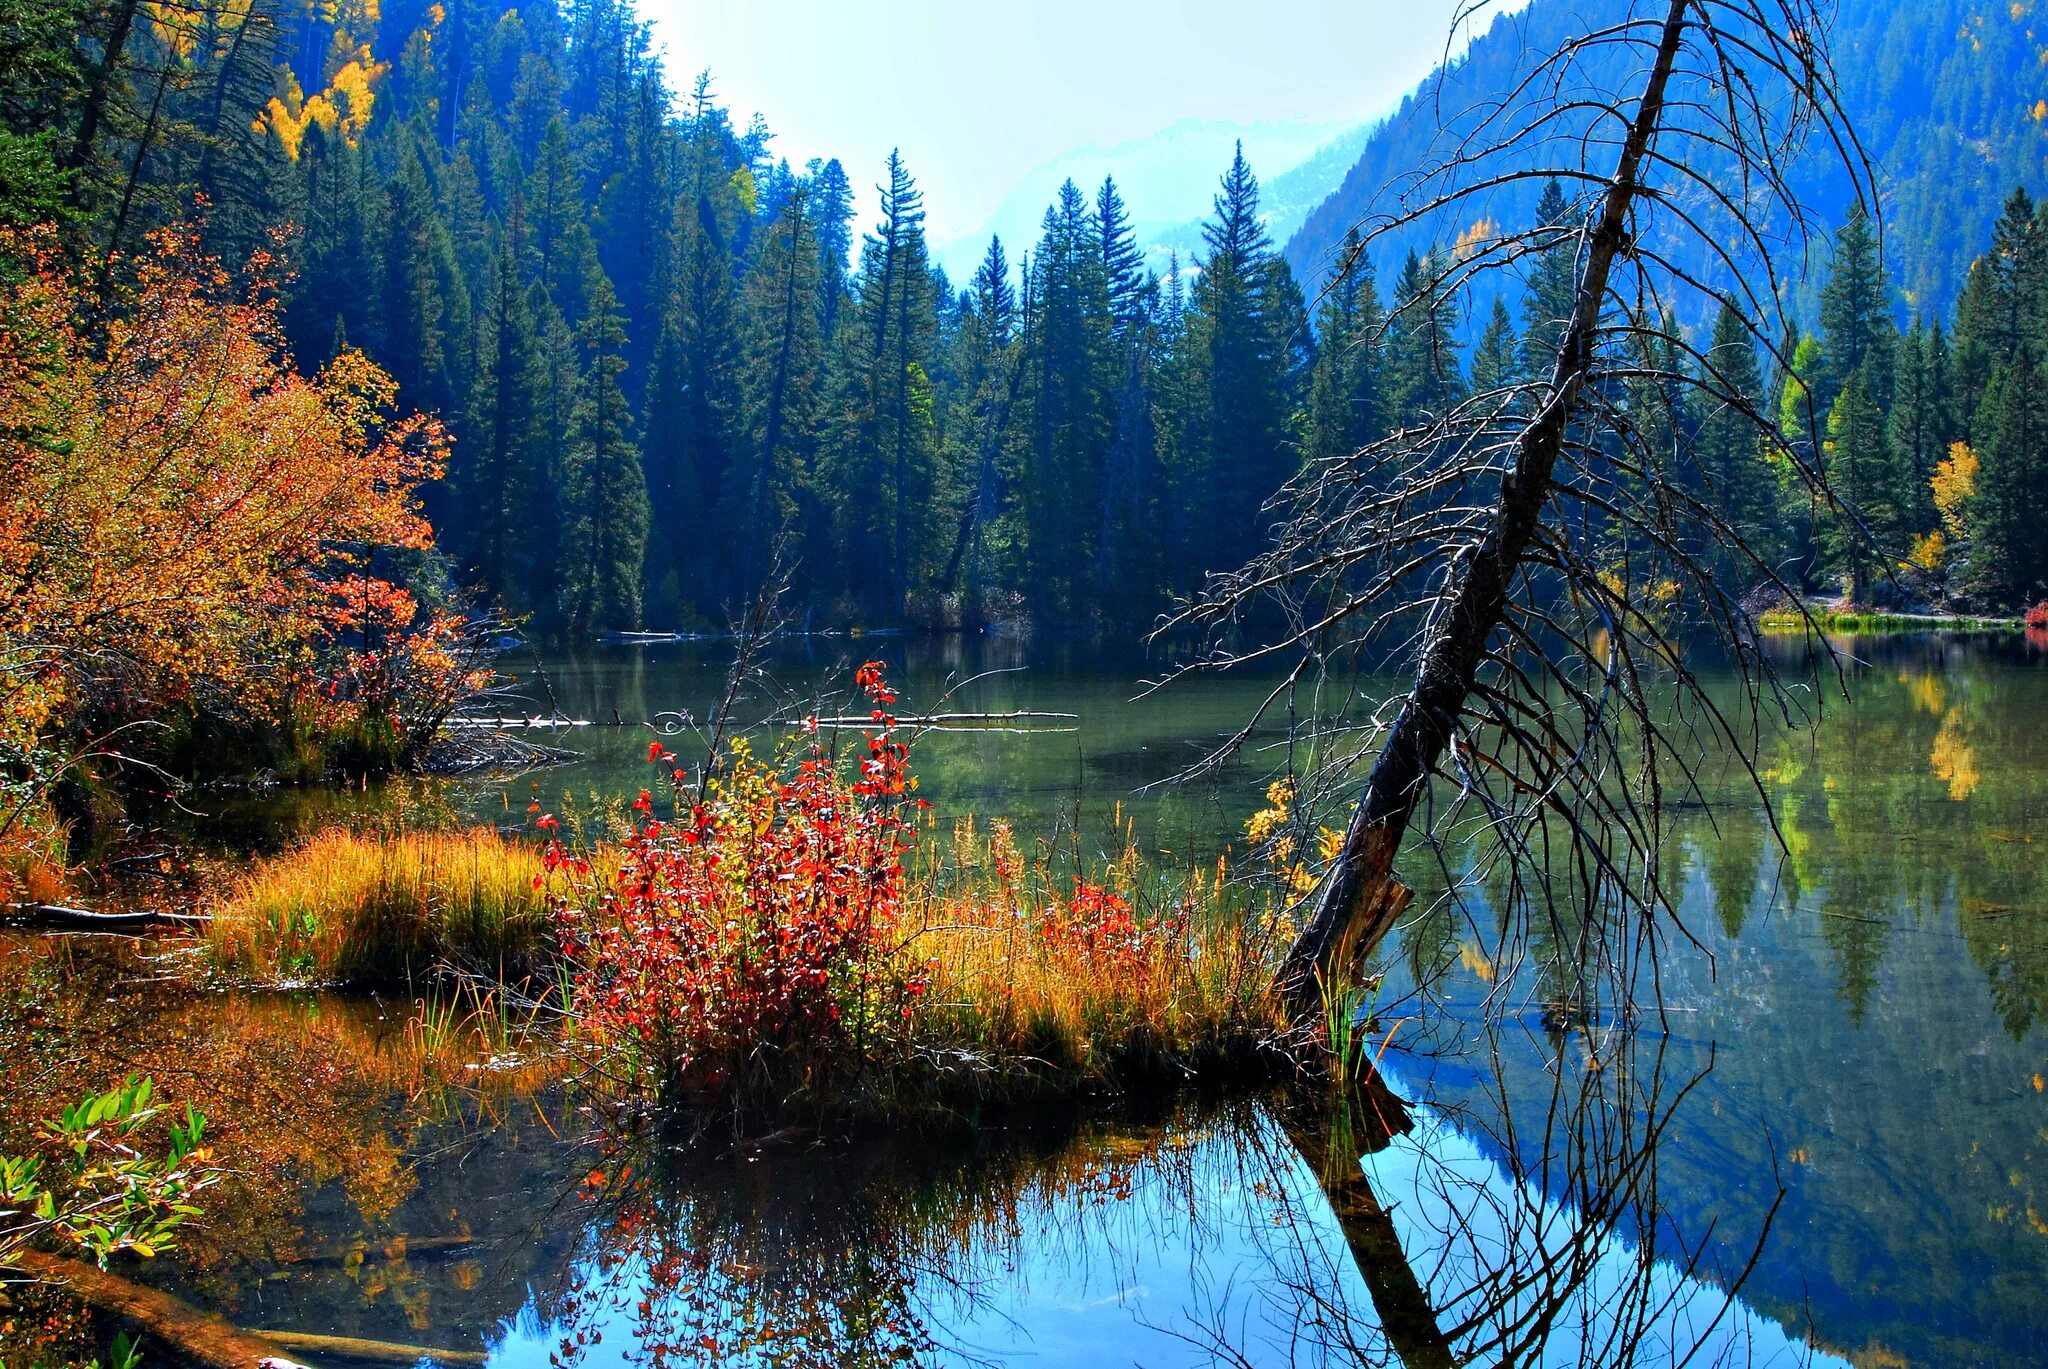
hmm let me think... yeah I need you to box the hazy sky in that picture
[637,1,1523,246]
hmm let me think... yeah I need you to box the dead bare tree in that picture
[1161,0,1873,1018]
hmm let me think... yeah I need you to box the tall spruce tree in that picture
[1821,367,1902,603]
[558,261,650,634]
[1022,179,1115,618]
[1815,201,1897,417]
[726,178,824,598]
[1517,177,1578,381]
[1306,229,1387,460]
[1178,143,1307,586]
[1694,300,1782,574]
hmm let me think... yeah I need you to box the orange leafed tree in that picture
[0,222,473,784]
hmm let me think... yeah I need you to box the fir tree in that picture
[558,261,650,634]
[1966,358,2048,604]
[1306,230,1387,460]
[1821,366,1901,603]
[1470,296,1518,395]
[1694,300,1782,572]
[1517,177,1578,381]
[1815,201,1897,415]
[1386,247,1463,425]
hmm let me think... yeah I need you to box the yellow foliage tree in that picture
[0,223,475,877]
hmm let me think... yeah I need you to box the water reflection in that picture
[5,633,2044,1365]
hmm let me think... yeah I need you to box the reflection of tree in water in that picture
[535,1017,1776,1369]
[542,1110,1223,1368]
[1226,1017,1786,1368]
[1745,638,2048,1034]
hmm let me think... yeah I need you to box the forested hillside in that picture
[4,0,2045,637]
[1286,0,2048,325]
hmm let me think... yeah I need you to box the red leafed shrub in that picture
[1036,879,1187,984]
[2025,601,2048,631]
[543,664,930,1112]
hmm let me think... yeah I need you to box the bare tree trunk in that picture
[68,0,139,178]
[1273,0,1692,1015]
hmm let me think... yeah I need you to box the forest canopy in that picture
[0,0,2044,650]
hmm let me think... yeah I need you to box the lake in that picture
[4,631,2043,1367]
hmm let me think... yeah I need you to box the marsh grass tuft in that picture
[207,827,562,984]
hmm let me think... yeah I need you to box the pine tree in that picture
[1306,229,1387,460]
[726,178,824,597]
[558,261,650,634]
[812,156,855,337]
[1470,296,1518,395]
[1386,247,1463,425]
[379,138,451,409]
[1022,179,1115,618]
[525,116,580,305]
[1096,175,1146,337]
[1821,366,1901,603]
[1175,143,1308,586]
[819,150,937,615]
[458,211,549,611]
[1815,201,1897,416]
[1694,300,1782,574]
[1951,188,2048,430]
[1966,358,2048,604]
[642,113,743,619]
[948,236,1025,623]
[1517,177,1578,381]
[1887,320,1953,540]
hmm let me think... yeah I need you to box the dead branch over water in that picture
[1162,0,1871,1017]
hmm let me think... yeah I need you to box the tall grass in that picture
[207,827,558,984]
[1757,607,2019,634]
[894,817,1285,1095]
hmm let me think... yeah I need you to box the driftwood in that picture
[248,1330,485,1365]
[1,902,206,933]
[6,1249,310,1368]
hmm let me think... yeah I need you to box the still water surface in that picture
[10,633,2046,1367]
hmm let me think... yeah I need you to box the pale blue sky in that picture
[638,1,1524,253]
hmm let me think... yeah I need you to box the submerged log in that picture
[248,1331,485,1365]
[7,1249,309,1368]
[1,902,207,933]
[790,710,1079,727]
[289,1233,482,1267]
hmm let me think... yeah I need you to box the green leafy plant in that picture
[0,1075,219,1271]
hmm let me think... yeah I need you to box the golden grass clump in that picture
[896,817,1288,1091]
[208,827,557,984]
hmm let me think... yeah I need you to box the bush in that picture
[547,664,931,1114]
[2026,601,2048,631]
[544,665,1284,1123]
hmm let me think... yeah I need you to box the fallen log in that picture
[248,1330,485,1366]
[786,710,1079,728]
[1,902,207,933]
[288,1234,482,1267]
[6,1249,310,1369]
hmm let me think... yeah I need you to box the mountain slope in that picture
[1284,0,2048,325]
[929,117,1370,282]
